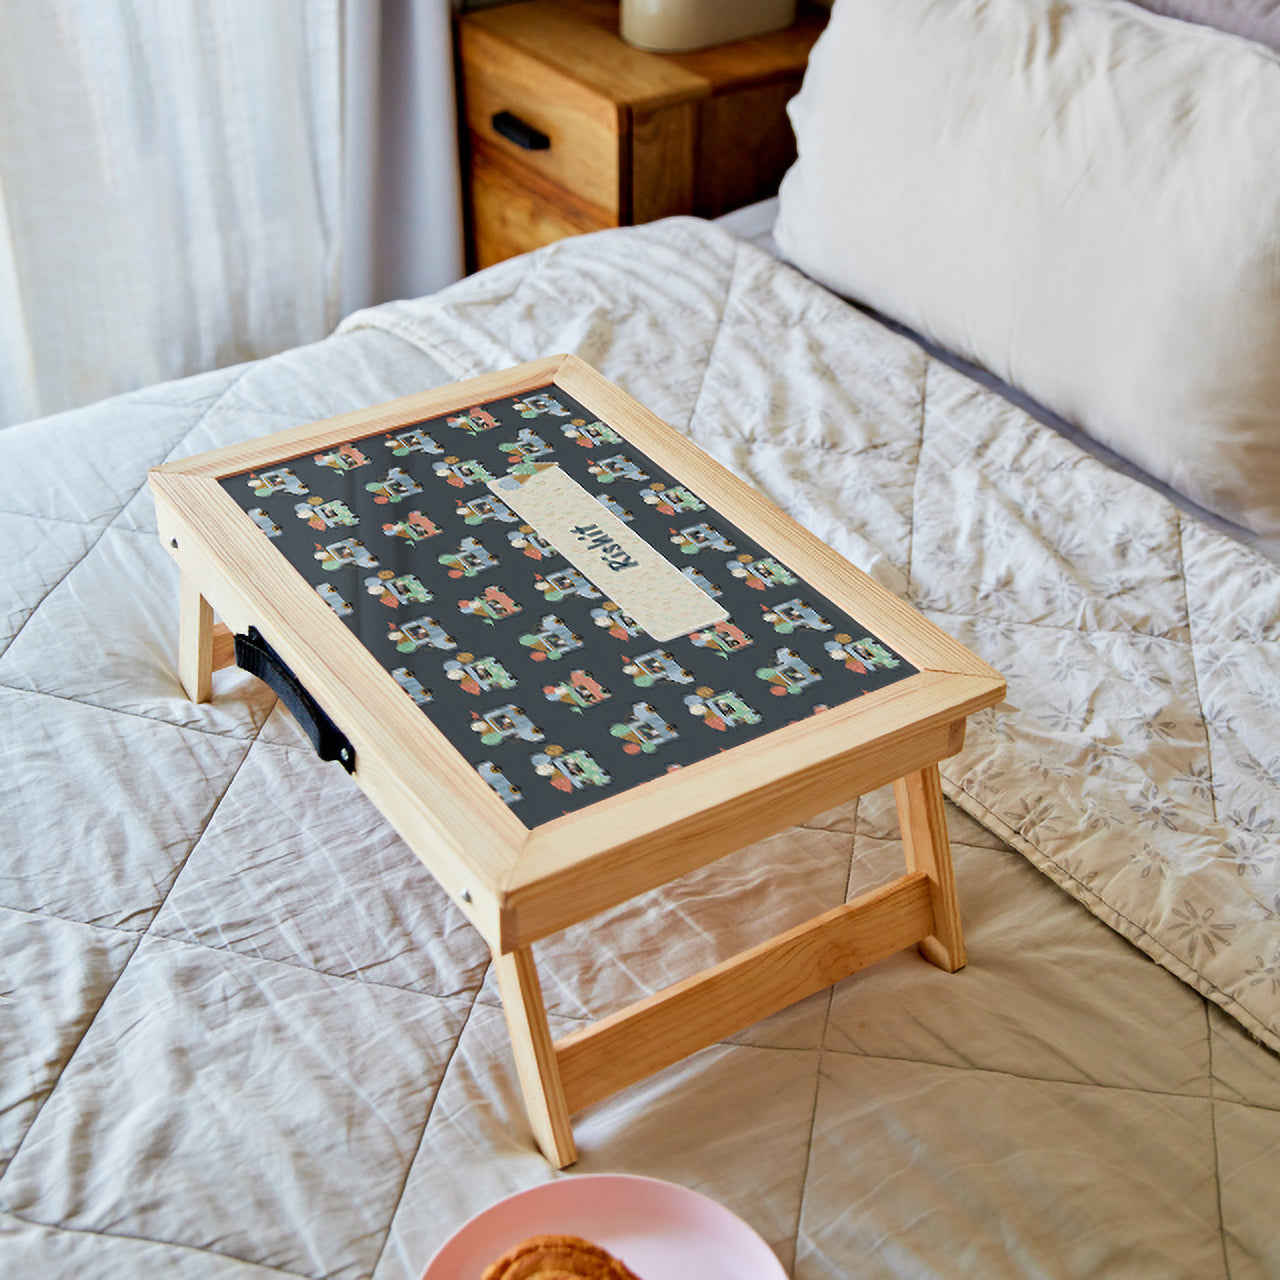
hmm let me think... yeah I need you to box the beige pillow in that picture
[776,0,1280,537]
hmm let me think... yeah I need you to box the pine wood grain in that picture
[895,765,967,971]
[494,945,578,1166]
[178,576,214,703]
[211,622,236,672]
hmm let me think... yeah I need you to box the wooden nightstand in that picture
[455,0,827,270]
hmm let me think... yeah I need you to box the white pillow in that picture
[776,0,1280,538]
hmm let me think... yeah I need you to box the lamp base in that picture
[620,0,798,52]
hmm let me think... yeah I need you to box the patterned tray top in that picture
[221,384,916,827]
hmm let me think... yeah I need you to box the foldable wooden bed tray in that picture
[149,355,1004,1167]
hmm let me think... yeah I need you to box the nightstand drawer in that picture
[470,152,611,270]
[459,23,621,220]
[454,0,827,270]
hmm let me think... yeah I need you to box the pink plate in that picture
[422,1173,787,1280]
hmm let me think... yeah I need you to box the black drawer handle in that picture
[491,110,550,151]
[235,628,355,773]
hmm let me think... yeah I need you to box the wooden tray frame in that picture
[150,354,1004,1166]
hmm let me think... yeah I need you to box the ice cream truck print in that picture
[756,647,822,696]
[391,667,431,705]
[623,648,694,688]
[609,702,679,754]
[512,391,571,418]
[382,511,441,544]
[313,443,369,472]
[508,526,557,560]
[689,620,753,657]
[365,467,422,504]
[562,418,620,447]
[478,760,521,805]
[295,497,358,530]
[825,635,901,672]
[438,537,498,579]
[432,456,493,488]
[762,597,832,634]
[728,554,797,591]
[498,428,552,463]
[591,602,643,640]
[595,493,633,522]
[248,508,282,538]
[388,616,456,653]
[459,584,522,623]
[447,406,500,435]
[532,746,610,792]
[534,567,600,603]
[443,653,517,695]
[587,454,649,484]
[315,583,352,616]
[385,426,442,456]
[640,483,705,515]
[457,494,517,526]
[519,615,584,661]
[680,565,722,597]
[670,522,736,555]
[543,670,610,711]
[248,467,307,497]
[314,537,378,572]
[366,570,432,608]
[470,704,544,747]
[684,688,762,731]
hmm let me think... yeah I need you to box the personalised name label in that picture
[489,465,728,642]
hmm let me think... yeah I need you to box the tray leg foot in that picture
[493,945,577,1168]
[178,575,215,704]
[893,763,966,972]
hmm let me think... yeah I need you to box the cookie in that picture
[480,1233,641,1279]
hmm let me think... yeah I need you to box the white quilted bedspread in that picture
[341,218,1280,1054]
[3,219,1278,1278]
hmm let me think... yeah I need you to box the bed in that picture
[4,0,1280,1276]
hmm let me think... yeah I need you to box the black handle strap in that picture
[491,110,550,151]
[235,628,355,773]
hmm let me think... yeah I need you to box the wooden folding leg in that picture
[893,763,966,972]
[491,771,965,1163]
[492,945,577,1168]
[554,872,934,1116]
[178,574,215,703]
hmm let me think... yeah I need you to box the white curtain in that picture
[0,0,463,429]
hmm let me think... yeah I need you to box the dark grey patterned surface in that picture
[221,384,914,826]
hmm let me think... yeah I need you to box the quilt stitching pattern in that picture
[3,218,1278,1278]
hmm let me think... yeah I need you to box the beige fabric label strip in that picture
[488,465,728,642]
